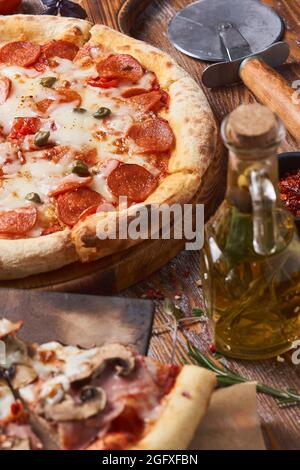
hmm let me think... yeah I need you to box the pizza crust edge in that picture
[0,14,91,46]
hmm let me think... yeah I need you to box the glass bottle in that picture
[200,104,300,360]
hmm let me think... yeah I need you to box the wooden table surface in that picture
[23,0,300,450]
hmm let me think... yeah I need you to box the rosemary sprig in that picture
[188,343,300,407]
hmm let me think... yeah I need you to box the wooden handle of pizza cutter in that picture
[240,57,300,143]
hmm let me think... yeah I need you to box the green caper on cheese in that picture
[71,160,90,176]
[34,131,50,147]
[40,77,57,88]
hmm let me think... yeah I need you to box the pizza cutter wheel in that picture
[168,0,300,143]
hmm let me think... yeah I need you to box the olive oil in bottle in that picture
[200,104,300,360]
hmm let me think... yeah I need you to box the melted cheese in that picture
[0,54,164,236]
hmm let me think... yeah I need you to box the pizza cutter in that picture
[168,0,300,143]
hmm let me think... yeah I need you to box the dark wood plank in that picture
[0,289,154,354]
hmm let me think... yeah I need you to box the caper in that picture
[40,77,57,88]
[93,107,111,120]
[25,192,42,204]
[73,107,87,114]
[71,160,90,176]
[34,131,50,147]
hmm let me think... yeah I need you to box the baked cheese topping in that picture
[0,40,174,237]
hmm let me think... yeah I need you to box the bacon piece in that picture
[58,402,124,450]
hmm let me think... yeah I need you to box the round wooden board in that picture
[2,0,225,294]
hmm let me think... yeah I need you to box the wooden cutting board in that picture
[0,0,224,294]
[0,289,154,353]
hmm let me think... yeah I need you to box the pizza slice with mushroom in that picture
[0,319,216,450]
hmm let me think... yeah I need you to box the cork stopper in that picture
[225,104,279,149]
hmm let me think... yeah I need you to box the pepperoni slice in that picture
[121,88,148,98]
[0,76,11,105]
[9,117,41,140]
[88,76,120,89]
[41,224,62,236]
[0,205,37,235]
[96,54,144,83]
[42,40,79,61]
[127,91,164,113]
[35,98,54,114]
[56,188,103,227]
[107,164,158,202]
[49,176,92,197]
[56,88,82,106]
[127,118,175,153]
[0,42,41,67]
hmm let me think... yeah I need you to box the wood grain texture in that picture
[18,0,300,450]
[118,0,152,34]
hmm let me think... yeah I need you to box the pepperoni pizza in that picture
[0,15,216,279]
[0,318,216,450]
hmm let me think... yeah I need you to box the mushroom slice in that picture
[9,364,37,389]
[93,344,136,378]
[65,344,135,382]
[43,387,107,422]
[3,335,29,369]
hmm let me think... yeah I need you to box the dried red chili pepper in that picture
[279,169,300,217]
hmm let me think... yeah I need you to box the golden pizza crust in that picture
[87,365,216,450]
[0,19,217,278]
[0,229,77,280]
